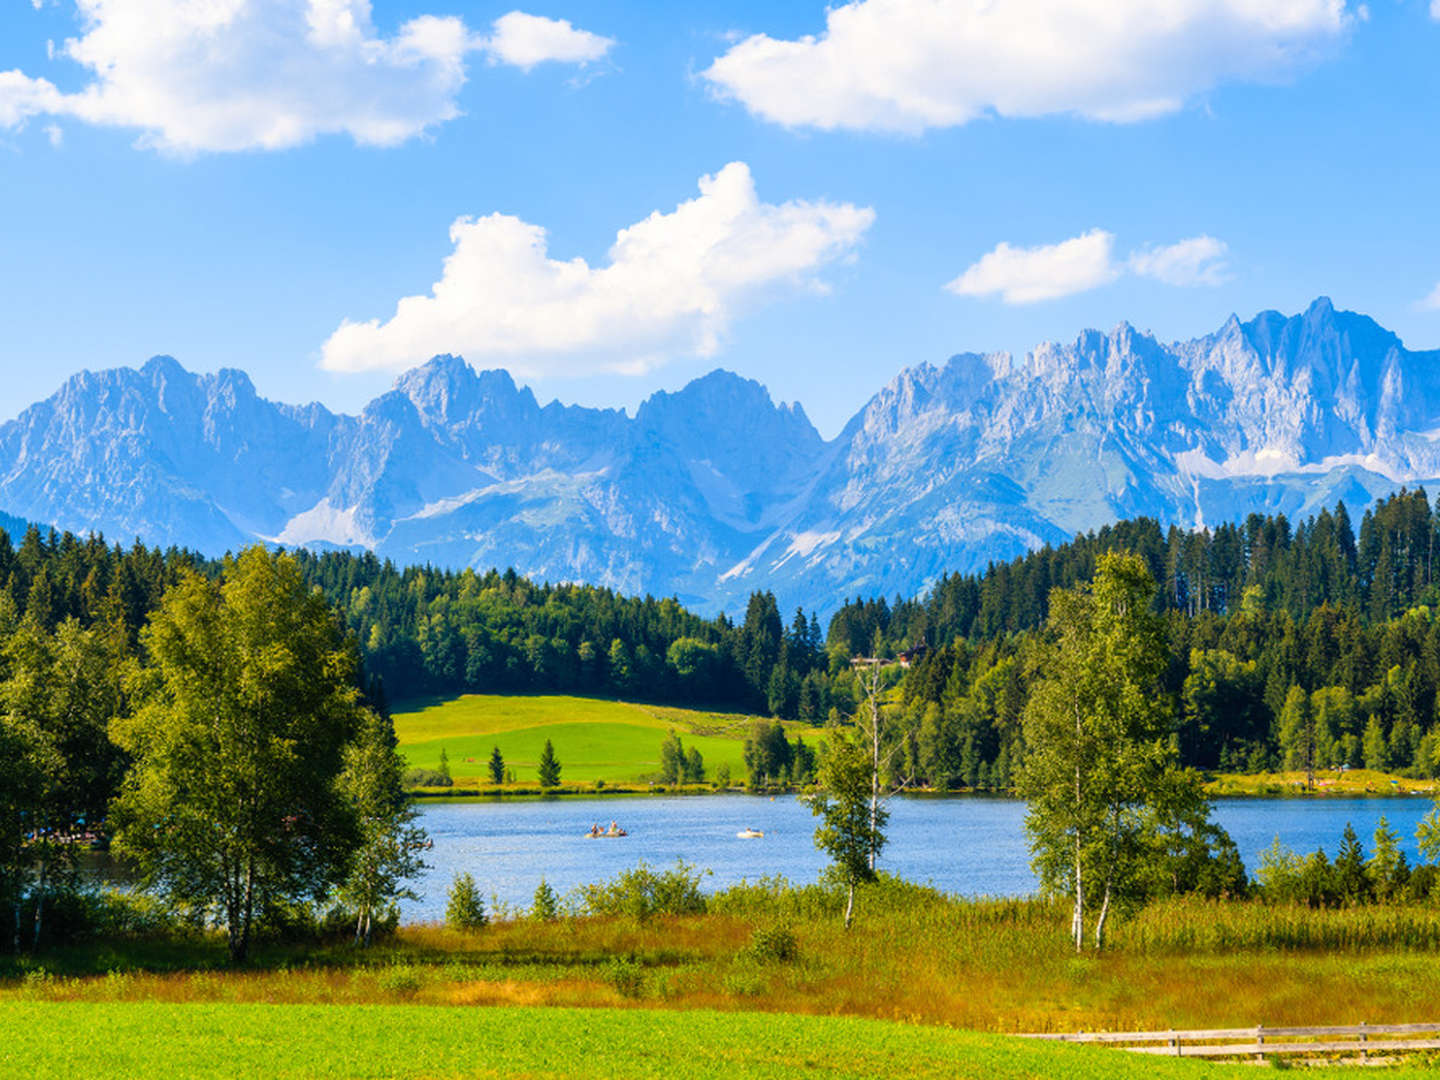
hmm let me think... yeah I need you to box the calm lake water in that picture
[402,794,1438,922]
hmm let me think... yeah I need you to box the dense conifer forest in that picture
[3,488,1440,798]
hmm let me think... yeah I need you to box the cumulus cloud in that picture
[485,11,612,70]
[946,231,1229,304]
[1128,236,1230,287]
[0,1,613,153]
[703,0,1354,133]
[945,230,1120,304]
[321,162,875,375]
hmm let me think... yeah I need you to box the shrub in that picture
[403,767,452,789]
[743,923,799,964]
[578,861,708,921]
[377,963,422,998]
[446,873,487,930]
[721,961,767,997]
[602,957,645,998]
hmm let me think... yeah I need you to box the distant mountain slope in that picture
[1,298,1437,613]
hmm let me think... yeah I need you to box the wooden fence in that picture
[1020,1022,1440,1060]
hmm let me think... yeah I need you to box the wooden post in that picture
[1360,1020,1367,1062]
[1256,1024,1265,1062]
[1170,1028,1179,1056]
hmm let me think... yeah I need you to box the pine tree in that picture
[532,879,559,922]
[438,747,452,781]
[446,872,487,929]
[1333,822,1368,903]
[488,745,505,785]
[537,739,562,788]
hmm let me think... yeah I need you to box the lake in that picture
[402,793,1438,922]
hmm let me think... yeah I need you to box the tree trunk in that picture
[1094,879,1112,951]
[355,909,365,947]
[843,882,855,930]
[230,856,255,964]
[1072,831,1084,952]
[869,673,881,872]
[1072,738,1084,953]
[31,857,46,950]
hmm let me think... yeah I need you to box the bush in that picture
[578,861,708,921]
[602,957,645,998]
[742,923,799,964]
[377,963,422,998]
[446,873,487,930]
[403,767,453,789]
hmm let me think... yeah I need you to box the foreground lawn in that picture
[393,694,817,785]
[6,1002,1427,1080]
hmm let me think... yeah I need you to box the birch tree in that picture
[110,547,365,962]
[336,710,428,946]
[810,733,887,929]
[1018,552,1182,951]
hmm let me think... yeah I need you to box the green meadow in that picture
[8,1002,1439,1080]
[393,694,820,786]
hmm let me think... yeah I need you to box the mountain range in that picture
[2,297,1437,615]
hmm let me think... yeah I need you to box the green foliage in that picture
[601,957,645,998]
[742,923,799,964]
[536,739,561,788]
[108,548,368,963]
[445,873,487,930]
[336,711,429,946]
[487,745,504,785]
[400,767,452,789]
[810,734,886,927]
[576,861,708,921]
[531,879,560,922]
[1019,552,1206,950]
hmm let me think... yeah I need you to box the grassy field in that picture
[9,1002,1402,1080]
[1206,768,1438,798]
[393,694,820,786]
[11,884,1440,1076]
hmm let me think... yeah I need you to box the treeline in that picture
[0,527,841,718]
[9,488,1440,794]
[852,490,1440,789]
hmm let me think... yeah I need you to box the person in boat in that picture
[589,823,601,837]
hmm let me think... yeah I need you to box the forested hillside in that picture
[849,489,1440,788]
[4,486,1440,795]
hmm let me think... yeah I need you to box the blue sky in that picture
[2,0,1439,437]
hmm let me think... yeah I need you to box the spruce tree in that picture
[488,745,505,785]
[537,739,562,788]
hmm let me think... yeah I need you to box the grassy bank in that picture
[1206,768,1438,798]
[394,694,821,787]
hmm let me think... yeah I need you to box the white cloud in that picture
[1128,236,1230,287]
[947,231,1230,304]
[945,230,1120,304]
[703,0,1354,134]
[1420,282,1440,312]
[0,2,612,153]
[43,123,62,147]
[1432,0,1440,20]
[485,11,612,71]
[320,162,875,375]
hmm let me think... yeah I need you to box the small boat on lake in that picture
[585,821,628,838]
[736,827,764,839]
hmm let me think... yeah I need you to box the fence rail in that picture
[1020,1022,1440,1059]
